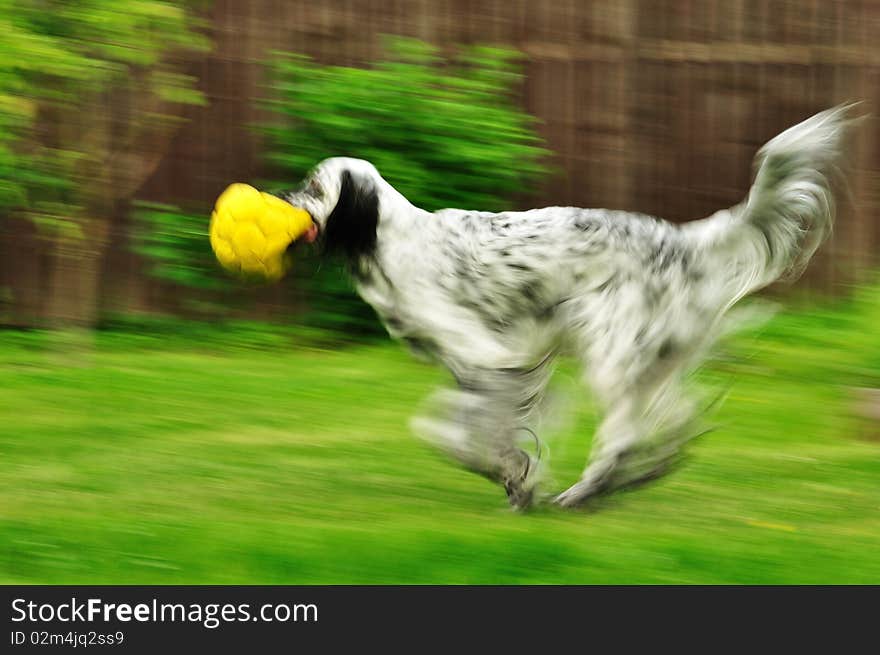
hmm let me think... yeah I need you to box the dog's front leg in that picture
[413,366,548,509]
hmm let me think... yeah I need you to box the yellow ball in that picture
[209,183,313,281]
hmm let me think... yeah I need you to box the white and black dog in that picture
[283,105,855,509]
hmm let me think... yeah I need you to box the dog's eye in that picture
[306,179,324,199]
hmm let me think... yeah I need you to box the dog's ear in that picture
[321,169,379,261]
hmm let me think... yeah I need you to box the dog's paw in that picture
[553,479,600,508]
[502,449,544,511]
[553,459,616,508]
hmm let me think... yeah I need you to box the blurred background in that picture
[1,1,879,584]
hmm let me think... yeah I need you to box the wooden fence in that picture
[4,0,880,322]
[142,0,880,291]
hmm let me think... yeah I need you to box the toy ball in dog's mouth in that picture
[209,183,316,281]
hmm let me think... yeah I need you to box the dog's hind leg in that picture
[554,393,643,507]
[555,349,694,508]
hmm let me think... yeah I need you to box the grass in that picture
[1,287,879,584]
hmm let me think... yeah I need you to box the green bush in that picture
[0,1,207,226]
[131,202,304,321]
[132,201,228,293]
[259,37,551,337]
[262,38,549,211]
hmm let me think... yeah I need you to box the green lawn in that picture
[1,293,879,584]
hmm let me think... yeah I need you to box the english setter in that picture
[283,105,854,509]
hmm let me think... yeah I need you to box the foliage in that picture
[0,0,209,233]
[132,201,228,293]
[258,37,551,336]
[262,37,549,211]
[131,201,382,331]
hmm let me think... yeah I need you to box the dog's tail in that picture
[691,104,858,306]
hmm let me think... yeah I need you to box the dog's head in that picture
[281,157,383,262]
[210,158,408,282]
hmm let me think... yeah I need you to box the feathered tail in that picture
[692,104,858,306]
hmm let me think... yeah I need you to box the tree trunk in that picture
[43,214,111,328]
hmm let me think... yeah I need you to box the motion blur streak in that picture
[282,107,855,509]
[1,2,879,585]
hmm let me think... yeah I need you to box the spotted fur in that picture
[283,105,855,509]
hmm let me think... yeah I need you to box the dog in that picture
[282,105,855,509]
